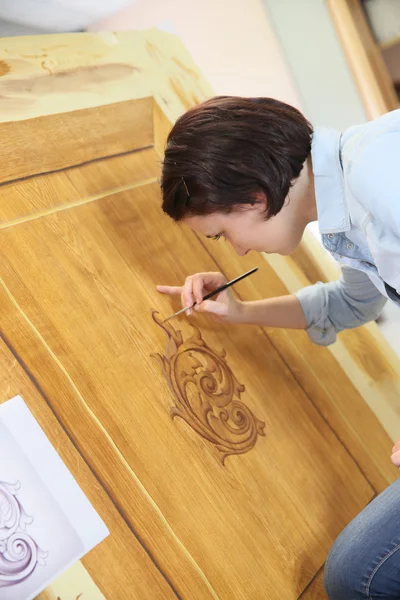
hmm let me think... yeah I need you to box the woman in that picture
[157,95,400,599]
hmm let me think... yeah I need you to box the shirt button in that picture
[346,242,354,249]
[328,233,335,239]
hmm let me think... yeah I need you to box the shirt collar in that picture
[311,127,350,234]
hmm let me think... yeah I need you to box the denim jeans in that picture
[324,478,400,599]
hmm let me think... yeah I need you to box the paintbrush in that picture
[163,267,258,322]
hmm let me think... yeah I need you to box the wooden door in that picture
[0,30,397,600]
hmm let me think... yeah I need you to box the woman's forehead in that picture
[183,213,223,235]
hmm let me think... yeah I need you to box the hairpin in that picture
[181,176,190,197]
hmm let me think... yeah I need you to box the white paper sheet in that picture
[0,395,109,600]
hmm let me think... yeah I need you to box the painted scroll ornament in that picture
[152,311,265,463]
[0,480,48,587]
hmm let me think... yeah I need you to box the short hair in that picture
[160,95,313,221]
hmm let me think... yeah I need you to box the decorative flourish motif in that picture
[0,480,48,587]
[151,311,266,463]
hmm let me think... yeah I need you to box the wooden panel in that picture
[327,0,399,118]
[346,0,399,110]
[198,237,399,494]
[0,338,177,600]
[36,562,105,599]
[0,148,159,227]
[291,244,329,285]
[0,174,375,598]
[65,147,159,198]
[299,570,327,599]
[0,98,153,184]
[0,30,213,125]
[382,41,400,85]
[0,26,398,600]
[154,100,175,158]
[0,285,218,600]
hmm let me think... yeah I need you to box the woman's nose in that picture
[231,242,248,256]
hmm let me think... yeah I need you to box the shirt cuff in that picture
[295,283,337,346]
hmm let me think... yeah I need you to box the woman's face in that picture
[183,200,308,256]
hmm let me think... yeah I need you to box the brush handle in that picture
[201,267,258,302]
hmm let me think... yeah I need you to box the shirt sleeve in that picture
[294,266,387,346]
[347,115,400,291]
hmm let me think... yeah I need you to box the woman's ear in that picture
[237,192,267,215]
[250,191,268,211]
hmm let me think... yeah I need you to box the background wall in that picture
[262,0,367,129]
[91,0,302,105]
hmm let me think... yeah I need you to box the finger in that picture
[391,449,400,468]
[200,272,227,289]
[193,272,227,304]
[192,275,206,305]
[182,277,194,315]
[196,300,228,317]
[156,285,182,296]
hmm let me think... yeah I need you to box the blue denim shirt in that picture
[295,109,400,346]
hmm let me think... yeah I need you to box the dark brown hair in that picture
[161,95,313,221]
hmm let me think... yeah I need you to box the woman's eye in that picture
[211,235,221,241]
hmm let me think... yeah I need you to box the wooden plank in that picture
[198,235,399,494]
[0,25,397,598]
[326,0,398,118]
[291,244,329,284]
[0,30,213,125]
[0,290,218,600]
[0,179,375,599]
[0,148,159,227]
[0,98,153,184]
[154,100,174,158]
[0,337,177,600]
[267,230,400,445]
[345,0,399,110]
[65,147,159,198]
[299,569,327,599]
[382,41,400,85]
[36,562,105,600]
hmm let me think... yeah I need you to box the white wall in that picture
[91,0,302,107]
[262,0,367,129]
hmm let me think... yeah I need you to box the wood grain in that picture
[154,99,174,158]
[0,338,177,600]
[0,174,375,599]
[266,235,400,444]
[382,42,400,85]
[0,148,159,227]
[299,569,327,599]
[326,0,398,118]
[0,30,213,125]
[0,26,398,600]
[0,98,153,184]
[291,244,329,285]
[0,283,218,600]
[35,561,105,600]
[199,235,399,494]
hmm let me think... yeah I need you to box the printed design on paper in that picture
[0,481,48,587]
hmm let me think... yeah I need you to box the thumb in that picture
[391,449,400,468]
[196,300,228,317]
